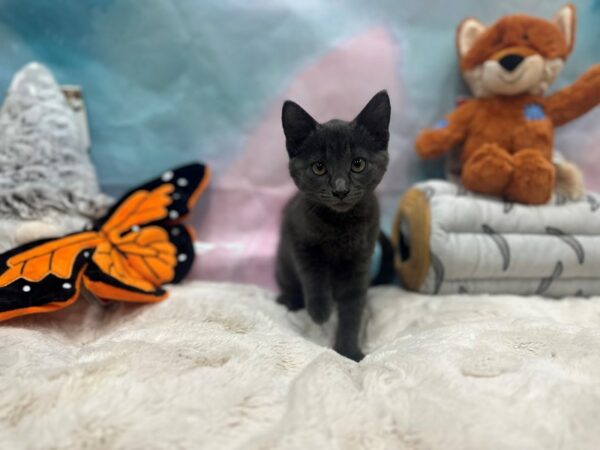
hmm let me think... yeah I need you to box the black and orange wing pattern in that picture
[0,162,210,322]
[93,163,210,231]
[84,163,209,302]
[0,232,100,321]
[83,223,195,302]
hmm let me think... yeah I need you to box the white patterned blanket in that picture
[401,180,600,297]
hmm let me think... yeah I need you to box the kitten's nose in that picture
[332,178,349,199]
[498,54,524,72]
[332,189,350,200]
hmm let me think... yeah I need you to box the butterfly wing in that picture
[0,232,100,321]
[0,163,209,320]
[83,163,208,303]
[84,223,195,303]
[94,163,210,232]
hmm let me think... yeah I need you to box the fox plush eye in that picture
[351,158,366,173]
[312,162,327,176]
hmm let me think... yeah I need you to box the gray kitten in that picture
[276,91,391,361]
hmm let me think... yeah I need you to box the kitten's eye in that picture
[522,32,528,41]
[312,162,327,176]
[351,158,366,173]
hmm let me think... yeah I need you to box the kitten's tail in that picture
[371,230,395,286]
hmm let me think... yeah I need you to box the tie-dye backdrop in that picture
[1,1,599,288]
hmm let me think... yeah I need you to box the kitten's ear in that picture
[353,90,391,149]
[282,100,318,157]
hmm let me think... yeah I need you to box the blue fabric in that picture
[0,1,599,288]
[524,104,546,121]
[1,0,598,194]
[434,118,449,129]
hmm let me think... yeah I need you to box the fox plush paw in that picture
[505,150,555,205]
[462,144,515,196]
[415,129,454,159]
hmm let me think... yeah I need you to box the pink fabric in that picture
[192,27,403,289]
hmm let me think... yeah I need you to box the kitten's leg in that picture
[275,242,304,311]
[276,266,304,311]
[276,291,304,311]
[295,250,333,324]
[333,271,369,361]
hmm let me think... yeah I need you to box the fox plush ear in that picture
[456,17,486,57]
[353,90,391,150]
[553,4,576,53]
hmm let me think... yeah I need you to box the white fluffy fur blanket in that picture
[1,282,600,449]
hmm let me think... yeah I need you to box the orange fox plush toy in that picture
[416,4,600,204]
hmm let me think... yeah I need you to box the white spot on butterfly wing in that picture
[177,178,188,187]
[161,171,174,182]
[172,193,182,201]
[83,251,91,258]
[131,225,140,232]
[169,210,179,220]
[22,285,31,292]
[62,282,72,289]
[177,253,188,262]
[171,228,181,236]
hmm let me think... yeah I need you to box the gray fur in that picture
[0,63,112,253]
[276,91,390,361]
[0,62,111,221]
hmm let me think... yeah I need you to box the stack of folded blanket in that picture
[393,180,600,297]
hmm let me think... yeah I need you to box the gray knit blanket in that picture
[0,62,112,251]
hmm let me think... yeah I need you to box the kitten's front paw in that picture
[335,345,365,362]
[276,293,304,311]
[306,297,332,324]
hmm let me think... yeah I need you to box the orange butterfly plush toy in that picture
[0,163,210,322]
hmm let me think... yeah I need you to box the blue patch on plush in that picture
[524,104,545,121]
[433,118,448,129]
[369,239,382,280]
